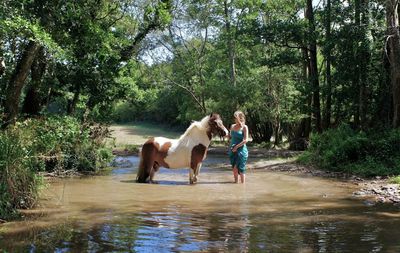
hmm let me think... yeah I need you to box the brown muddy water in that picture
[1,155,400,253]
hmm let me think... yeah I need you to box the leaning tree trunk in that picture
[306,0,322,133]
[386,0,400,128]
[3,40,40,126]
[22,47,46,116]
[120,0,173,61]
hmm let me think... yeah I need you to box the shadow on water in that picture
[1,155,400,252]
[120,180,234,185]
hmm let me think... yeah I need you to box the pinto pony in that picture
[136,113,228,184]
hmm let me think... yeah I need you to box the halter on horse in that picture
[136,113,228,184]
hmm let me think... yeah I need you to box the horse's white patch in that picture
[161,117,211,169]
[153,137,172,147]
[216,119,229,136]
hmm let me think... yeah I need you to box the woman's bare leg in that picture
[233,167,239,183]
[240,173,245,184]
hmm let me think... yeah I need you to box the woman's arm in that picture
[232,125,248,151]
[228,124,235,140]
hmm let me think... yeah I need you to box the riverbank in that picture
[244,151,400,205]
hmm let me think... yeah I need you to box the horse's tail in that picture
[136,142,154,183]
[136,155,149,183]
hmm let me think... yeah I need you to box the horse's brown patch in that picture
[206,129,212,140]
[191,144,207,170]
[156,141,172,168]
[137,138,158,183]
[142,138,171,167]
[208,113,227,139]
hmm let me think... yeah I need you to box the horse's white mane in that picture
[179,115,210,140]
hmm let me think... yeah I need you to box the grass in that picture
[389,176,400,184]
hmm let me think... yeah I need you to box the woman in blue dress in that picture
[228,111,249,183]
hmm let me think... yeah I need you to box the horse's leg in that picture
[193,163,202,183]
[189,162,202,184]
[190,144,207,184]
[149,162,160,184]
[137,142,157,183]
[189,167,195,184]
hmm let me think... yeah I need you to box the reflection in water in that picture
[1,155,400,252]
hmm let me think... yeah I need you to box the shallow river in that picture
[1,155,400,252]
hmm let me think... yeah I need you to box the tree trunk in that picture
[386,0,400,127]
[359,0,370,129]
[22,47,46,116]
[352,0,362,128]
[306,0,322,133]
[0,57,5,77]
[273,115,281,146]
[120,0,172,62]
[67,84,81,115]
[323,0,332,129]
[247,110,273,143]
[3,40,40,126]
[294,48,312,140]
[224,0,237,88]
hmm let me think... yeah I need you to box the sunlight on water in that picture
[1,155,400,252]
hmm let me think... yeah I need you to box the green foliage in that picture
[299,125,400,177]
[0,117,114,219]
[19,117,114,173]
[110,101,140,123]
[0,15,68,59]
[0,130,41,219]
[122,144,140,154]
[389,176,400,184]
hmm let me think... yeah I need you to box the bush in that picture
[0,116,114,219]
[299,124,400,177]
[15,117,114,173]
[390,176,400,184]
[0,131,41,219]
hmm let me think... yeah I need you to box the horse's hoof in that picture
[149,180,158,184]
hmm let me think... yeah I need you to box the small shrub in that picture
[0,131,41,219]
[299,124,400,177]
[0,116,114,219]
[123,144,140,154]
[15,116,114,173]
[389,176,400,184]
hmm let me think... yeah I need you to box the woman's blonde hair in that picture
[234,110,246,125]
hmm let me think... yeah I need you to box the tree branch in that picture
[164,76,206,113]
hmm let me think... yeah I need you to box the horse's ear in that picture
[209,112,215,118]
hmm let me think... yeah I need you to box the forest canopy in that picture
[1,0,400,143]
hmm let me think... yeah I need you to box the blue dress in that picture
[229,129,248,174]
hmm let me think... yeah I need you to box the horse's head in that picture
[208,113,229,138]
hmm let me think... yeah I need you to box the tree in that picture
[386,0,400,127]
[323,0,332,129]
[3,40,40,125]
[306,0,322,133]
